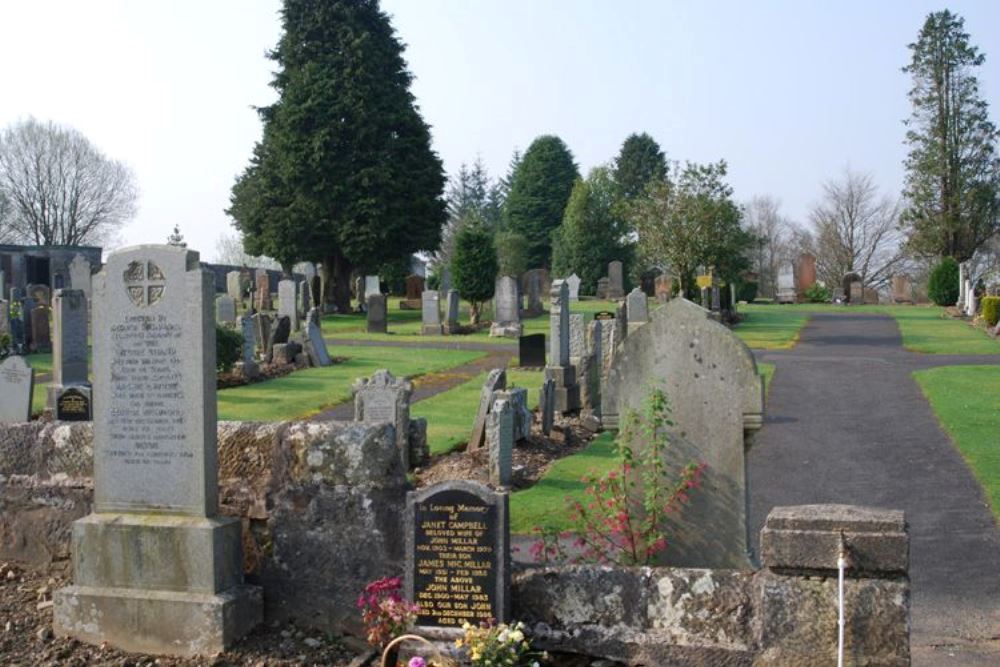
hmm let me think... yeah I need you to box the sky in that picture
[1,1,998,262]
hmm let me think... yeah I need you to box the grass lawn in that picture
[734,305,811,350]
[913,365,1000,519]
[759,362,775,394]
[217,345,484,421]
[412,369,544,456]
[25,353,53,415]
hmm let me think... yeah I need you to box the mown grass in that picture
[412,369,544,456]
[217,345,483,421]
[913,365,1000,519]
[734,305,810,350]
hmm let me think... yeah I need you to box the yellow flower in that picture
[454,639,463,648]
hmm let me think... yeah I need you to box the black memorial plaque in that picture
[406,482,509,629]
[518,333,546,368]
[56,386,91,421]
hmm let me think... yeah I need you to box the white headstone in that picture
[626,288,648,331]
[68,254,93,300]
[278,279,299,330]
[421,289,442,335]
[364,275,381,298]
[566,273,581,301]
[0,355,34,422]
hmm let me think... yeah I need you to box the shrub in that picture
[736,280,758,302]
[804,283,831,303]
[928,257,960,306]
[452,219,498,324]
[216,324,243,373]
[981,296,1000,326]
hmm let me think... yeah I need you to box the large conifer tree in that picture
[228,0,446,311]
[613,133,667,201]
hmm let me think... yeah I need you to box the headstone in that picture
[238,315,260,379]
[549,280,570,367]
[796,254,817,301]
[493,387,531,443]
[306,310,332,366]
[964,279,974,315]
[654,274,672,304]
[468,368,507,452]
[366,293,387,334]
[68,254,93,300]
[421,290,443,335]
[49,289,90,415]
[596,277,610,300]
[626,288,648,332]
[776,264,796,303]
[849,280,864,305]
[364,275,381,298]
[226,271,242,303]
[299,279,311,316]
[27,283,51,306]
[30,304,51,353]
[892,275,913,304]
[568,313,586,361]
[353,369,412,469]
[402,274,425,309]
[540,377,555,436]
[250,313,265,355]
[489,276,521,338]
[278,279,299,330]
[256,272,272,311]
[711,286,721,312]
[55,386,92,422]
[566,273,581,301]
[405,481,510,630]
[518,333,546,368]
[268,315,290,361]
[54,244,261,655]
[443,289,460,334]
[584,319,603,416]
[215,295,237,324]
[0,355,34,422]
[486,398,514,487]
[310,275,321,309]
[601,298,764,570]
[607,261,625,299]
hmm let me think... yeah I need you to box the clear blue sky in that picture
[1,1,998,260]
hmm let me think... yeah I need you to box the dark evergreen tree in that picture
[504,136,579,268]
[902,10,1000,262]
[451,217,498,324]
[227,0,446,311]
[614,133,667,201]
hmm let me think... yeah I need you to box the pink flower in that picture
[408,657,427,667]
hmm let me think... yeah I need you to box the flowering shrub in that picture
[357,577,420,648]
[531,388,706,566]
[455,621,543,667]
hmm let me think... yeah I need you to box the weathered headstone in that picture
[957,263,966,308]
[402,274,425,310]
[777,265,796,303]
[566,273,581,302]
[468,368,507,451]
[601,298,764,570]
[443,289,460,334]
[30,304,51,353]
[584,319,603,416]
[0,355,34,422]
[421,290,442,335]
[487,398,514,487]
[366,293,387,334]
[626,288,648,332]
[238,315,260,379]
[547,280,580,413]
[69,254,93,300]
[596,277,610,300]
[306,310,332,367]
[494,386,531,442]
[892,275,913,304]
[278,279,299,330]
[654,274,672,304]
[49,289,90,416]
[607,261,625,299]
[353,369,412,469]
[540,377,555,436]
[518,333,546,368]
[54,244,261,655]
[267,315,290,361]
[568,313,586,361]
[251,313,268,356]
[215,295,237,324]
[226,270,242,303]
[256,272,272,311]
[405,481,510,630]
[364,275,381,298]
[490,276,522,338]
[299,279,311,317]
[849,280,864,306]
[711,286,721,312]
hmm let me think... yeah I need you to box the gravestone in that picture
[53,244,261,655]
[364,275,381,298]
[354,275,365,310]
[655,274,672,304]
[69,254,93,300]
[568,313,585,361]
[30,304,51,353]
[547,280,580,413]
[468,368,506,452]
[226,270,242,302]
[443,289,460,334]
[367,293,387,334]
[601,298,764,570]
[585,319,603,416]
[267,315,290,361]
[626,288,648,332]
[402,274,424,310]
[255,272,271,311]
[540,377,555,436]
[56,386,92,422]
[18,295,34,351]
[250,313,267,355]
[299,279,311,317]
[566,273,581,301]
[49,289,90,416]
[353,369,412,470]
[486,398,514,487]
[776,264,796,303]
[489,276,521,338]
[518,333,546,368]
[796,254,817,301]
[596,277,610,300]
[711,286,721,312]
[310,275,321,309]
[238,315,260,379]
[0,355,34,422]
[607,261,625,299]
[28,283,51,306]
[215,295,237,324]
[849,280,864,306]
[493,387,531,442]
[278,279,298,330]
[892,275,913,304]
[405,481,510,630]
[306,310,332,367]
[421,290,443,335]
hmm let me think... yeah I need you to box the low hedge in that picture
[981,296,1000,326]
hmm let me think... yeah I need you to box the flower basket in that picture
[380,634,458,667]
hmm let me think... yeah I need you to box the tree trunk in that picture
[322,249,353,314]
[469,301,481,325]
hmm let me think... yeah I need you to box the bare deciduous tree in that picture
[810,168,904,290]
[0,118,137,246]
[214,231,281,270]
[743,196,794,298]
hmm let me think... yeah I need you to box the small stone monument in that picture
[53,244,261,656]
[30,304,51,353]
[0,355,34,422]
[850,280,864,306]
[777,264,796,303]
[267,315,290,361]
[540,377,555,435]
[892,275,913,304]
[487,398,514,487]
[490,276,522,338]
[305,309,332,367]
[69,254,93,300]
[405,481,510,631]
[796,254,817,301]
[546,280,580,413]
[596,277,610,300]
[353,369,412,470]
[493,386,531,442]
[215,295,237,324]
[299,279,311,317]
[443,289,460,334]
[49,289,91,419]
[566,273,581,301]
[237,315,260,379]
[607,261,625,299]
[364,275,381,298]
[226,270,242,302]
[367,293,387,334]
[421,290,443,335]
[468,368,507,452]
[402,274,425,310]
[278,279,299,330]
[256,272,272,310]
[568,313,586,361]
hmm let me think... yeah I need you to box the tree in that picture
[928,256,960,305]
[810,168,904,290]
[743,196,794,298]
[494,230,529,277]
[614,133,667,201]
[213,231,281,269]
[433,158,502,275]
[631,161,751,295]
[0,117,137,246]
[451,218,497,324]
[902,10,1000,262]
[504,135,578,268]
[552,166,631,293]
[227,0,446,311]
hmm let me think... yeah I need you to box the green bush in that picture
[804,283,832,303]
[928,257,959,306]
[216,324,243,374]
[736,280,758,302]
[981,296,1000,326]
